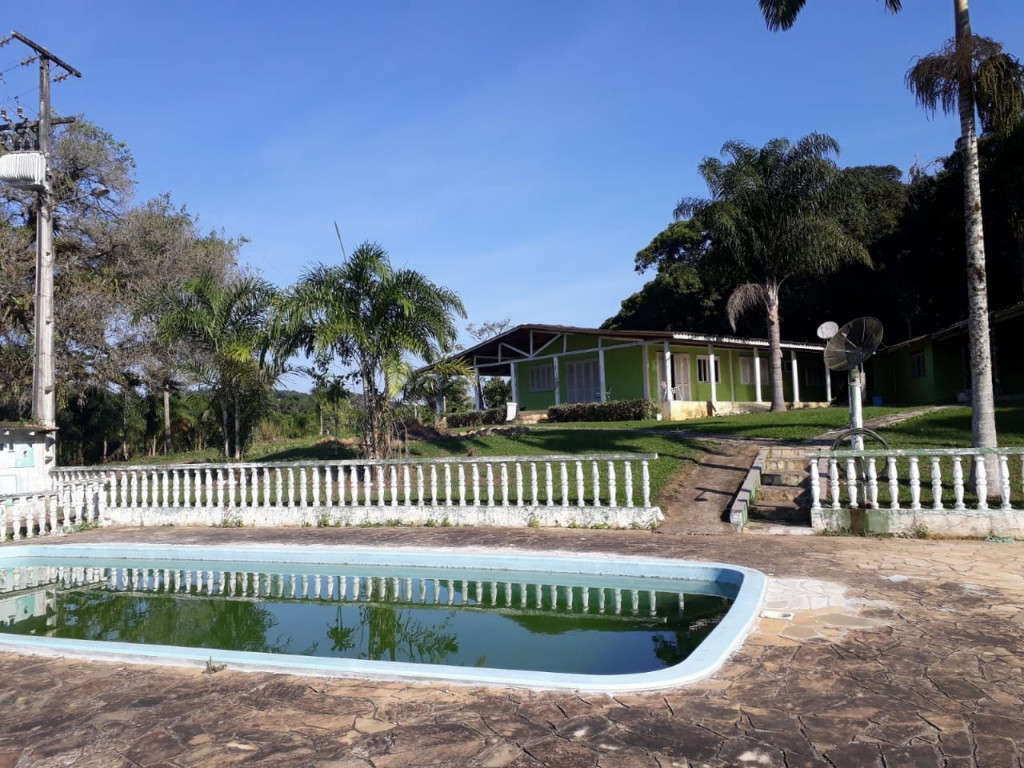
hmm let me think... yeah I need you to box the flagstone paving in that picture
[1,526,1021,767]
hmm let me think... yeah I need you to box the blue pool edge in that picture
[0,543,768,693]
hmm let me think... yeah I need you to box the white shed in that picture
[0,424,57,495]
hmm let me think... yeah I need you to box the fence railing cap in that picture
[809,446,1024,459]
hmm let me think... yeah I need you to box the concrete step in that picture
[742,520,817,535]
[764,458,812,472]
[768,446,809,459]
[748,502,811,526]
[761,471,807,487]
[754,484,810,503]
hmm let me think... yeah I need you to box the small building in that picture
[0,423,57,495]
[449,324,831,419]
[873,302,1024,405]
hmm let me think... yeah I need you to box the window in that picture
[566,358,601,403]
[696,356,721,383]
[909,351,926,380]
[739,356,770,385]
[529,363,554,392]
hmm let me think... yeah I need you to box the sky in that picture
[4,1,1024,351]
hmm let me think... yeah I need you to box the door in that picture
[566,358,601,403]
[656,353,691,400]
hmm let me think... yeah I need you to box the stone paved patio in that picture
[1,526,1021,767]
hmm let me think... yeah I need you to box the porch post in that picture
[553,356,561,405]
[790,350,800,404]
[473,361,483,410]
[510,362,519,404]
[728,349,736,402]
[641,343,650,399]
[663,341,673,401]
[824,360,832,402]
[598,347,607,402]
[707,344,717,403]
[753,346,763,402]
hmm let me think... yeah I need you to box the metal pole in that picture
[849,368,864,451]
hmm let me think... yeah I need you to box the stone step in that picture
[764,457,812,473]
[768,446,809,459]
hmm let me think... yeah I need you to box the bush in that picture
[546,399,658,423]
[446,407,506,428]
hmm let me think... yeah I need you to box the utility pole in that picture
[3,32,81,428]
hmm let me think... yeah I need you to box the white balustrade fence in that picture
[48,454,661,530]
[809,446,1024,537]
[0,482,104,541]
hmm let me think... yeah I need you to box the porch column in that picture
[473,364,483,410]
[663,341,673,401]
[553,356,561,405]
[790,350,800,404]
[707,344,717,403]
[641,343,650,399]
[753,346,763,402]
[728,349,736,401]
[510,362,519,403]
[598,347,607,402]
[824,360,832,402]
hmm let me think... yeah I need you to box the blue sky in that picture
[4,1,1024,347]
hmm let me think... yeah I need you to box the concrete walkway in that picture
[1,526,1021,767]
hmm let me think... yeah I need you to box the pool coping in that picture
[0,542,767,692]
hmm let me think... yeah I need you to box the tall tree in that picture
[676,134,869,410]
[757,0,1024,482]
[282,241,465,459]
[141,273,282,459]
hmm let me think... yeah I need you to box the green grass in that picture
[523,405,911,441]
[874,404,1024,449]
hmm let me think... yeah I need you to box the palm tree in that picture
[757,0,1024,483]
[139,273,282,459]
[282,241,465,459]
[675,133,869,411]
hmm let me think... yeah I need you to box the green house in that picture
[873,302,1024,405]
[452,325,830,420]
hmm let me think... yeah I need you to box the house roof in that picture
[882,301,1024,353]
[440,324,824,376]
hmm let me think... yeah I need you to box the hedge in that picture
[446,407,507,428]
[546,399,659,423]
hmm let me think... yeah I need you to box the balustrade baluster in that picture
[975,455,988,511]
[403,465,411,507]
[49,493,58,534]
[486,464,494,507]
[909,457,921,510]
[829,459,840,509]
[952,455,965,510]
[239,467,247,508]
[500,463,509,506]
[430,465,438,506]
[312,466,321,507]
[845,458,858,507]
[300,467,309,507]
[161,469,169,507]
[887,456,899,510]
[515,463,524,507]
[263,467,271,508]
[559,462,568,507]
[350,466,359,506]
[203,468,212,507]
[274,467,282,507]
[592,460,600,508]
[530,463,538,505]
[607,461,617,507]
[172,469,180,508]
[471,464,480,506]
[141,472,150,510]
[809,459,821,511]
[444,464,452,506]
[228,468,238,508]
[390,465,399,507]
[183,469,192,510]
[458,465,466,507]
[376,466,385,507]
[287,468,296,507]
[930,457,943,510]
[416,465,425,506]
[866,458,879,508]
[545,462,554,507]
[1000,455,1011,510]
[325,466,333,506]
[624,461,634,508]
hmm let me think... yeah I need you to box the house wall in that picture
[0,427,53,495]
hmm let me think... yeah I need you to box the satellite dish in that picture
[816,321,839,340]
[824,317,884,372]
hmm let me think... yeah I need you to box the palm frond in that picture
[726,283,768,331]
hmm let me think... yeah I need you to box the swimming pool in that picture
[0,543,766,691]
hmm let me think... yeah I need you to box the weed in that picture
[203,657,226,674]
[527,514,540,528]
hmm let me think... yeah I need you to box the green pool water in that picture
[0,559,733,676]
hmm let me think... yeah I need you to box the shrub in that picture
[546,399,658,423]
[446,407,506,428]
